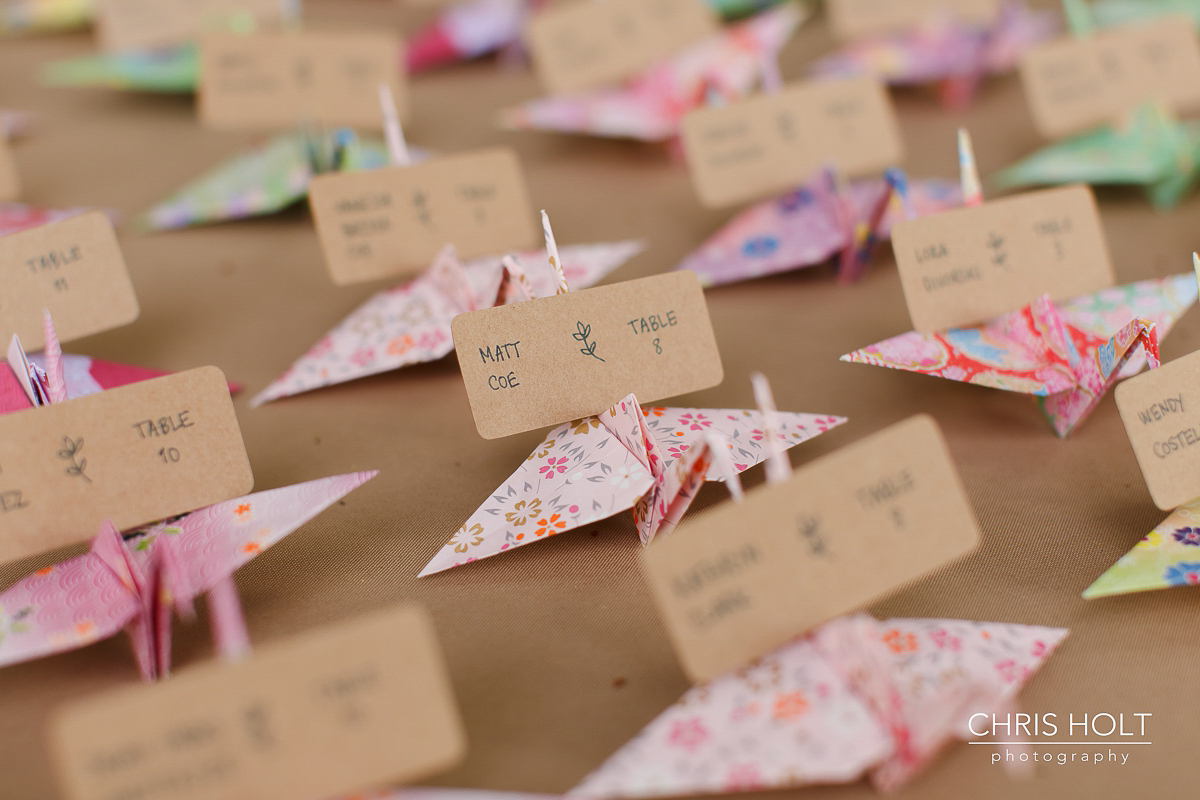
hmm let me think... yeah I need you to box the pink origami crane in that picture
[677,168,962,287]
[407,0,545,73]
[0,471,377,681]
[251,233,644,406]
[842,131,1193,437]
[498,4,805,141]
[0,203,111,237]
[569,614,1068,796]
[812,1,1059,109]
[419,375,845,577]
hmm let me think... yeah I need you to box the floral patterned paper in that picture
[842,275,1197,437]
[251,240,644,406]
[1085,497,1200,597]
[0,472,377,680]
[44,44,198,93]
[140,132,399,230]
[419,394,845,576]
[677,177,960,287]
[0,203,111,236]
[813,2,1059,108]
[993,104,1200,210]
[499,5,806,142]
[569,615,1068,798]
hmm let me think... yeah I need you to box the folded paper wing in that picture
[0,472,377,679]
[140,132,395,230]
[677,177,960,287]
[813,3,1058,108]
[499,5,804,141]
[568,616,1068,798]
[251,240,644,406]
[842,275,1196,436]
[420,394,845,576]
[44,45,198,93]
[993,105,1200,210]
[1084,497,1200,597]
[407,0,530,73]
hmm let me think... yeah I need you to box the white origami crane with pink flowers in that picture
[499,4,806,142]
[569,389,1067,796]
[419,374,845,577]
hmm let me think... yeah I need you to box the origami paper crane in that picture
[569,614,1068,796]
[677,169,962,287]
[498,4,806,141]
[419,378,846,576]
[0,471,377,680]
[0,0,91,34]
[0,203,107,237]
[993,104,1200,210]
[406,0,787,73]
[841,275,1200,437]
[44,44,197,93]
[1084,497,1200,597]
[251,237,645,405]
[139,130,398,230]
[812,1,1059,109]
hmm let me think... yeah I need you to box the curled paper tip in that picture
[751,373,791,485]
[958,128,983,207]
[378,83,411,167]
[541,209,570,295]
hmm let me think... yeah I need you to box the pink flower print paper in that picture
[420,396,845,576]
[251,240,644,406]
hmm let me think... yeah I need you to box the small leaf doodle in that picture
[573,321,605,362]
[57,436,92,484]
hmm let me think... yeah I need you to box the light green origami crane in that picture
[44,44,197,93]
[992,0,1200,209]
[1084,498,1200,597]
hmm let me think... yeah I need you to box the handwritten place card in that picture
[198,30,405,131]
[525,0,719,95]
[0,367,252,565]
[1019,15,1200,139]
[0,135,18,201]
[52,604,466,800]
[0,213,139,350]
[452,271,723,439]
[309,147,535,285]
[642,414,980,682]
[95,0,290,52]
[1115,348,1200,510]
[680,75,903,208]
[826,0,1000,40]
[892,185,1115,333]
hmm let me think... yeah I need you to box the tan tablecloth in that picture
[0,2,1196,798]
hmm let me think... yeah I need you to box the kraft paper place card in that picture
[0,135,18,202]
[680,75,903,208]
[892,184,1115,333]
[1115,348,1200,511]
[1019,15,1200,139]
[0,212,139,350]
[0,366,253,565]
[51,604,467,800]
[641,414,980,682]
[525,0,719,95]
[826,0,1000,40]
[309,147,536,285]
[198,30,405,131]
[452,271,723,439]
[95,0,290,52]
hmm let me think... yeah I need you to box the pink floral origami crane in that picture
[498,4,806,141]
[419,375,845,577]
[841,131,1193,437]
[677,168,962,287]
[812,1,1059,109]
[0,471,377,680]
[0,203,106,237]
[568,614,1068,796]
[251,234,644,406]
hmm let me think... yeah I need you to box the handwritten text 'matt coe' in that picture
[480,341,521,391]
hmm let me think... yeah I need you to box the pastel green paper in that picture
[992,105,1200,210]
[1093,0,1200,27]
[43,45,197,93]
[1084,498,1200,597]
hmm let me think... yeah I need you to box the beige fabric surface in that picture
[1,2,1197,798]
